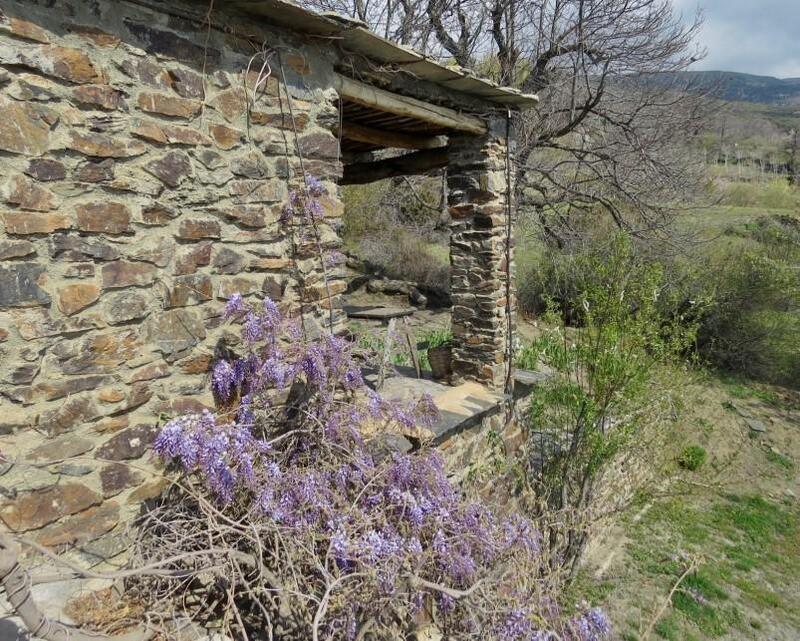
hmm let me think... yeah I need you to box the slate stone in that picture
[146,308,206,360]
[174,242,212,275]
[167,274,213,307]
[297,131,339,159]
[138,92,202,120]
[177,219,221,240]
[100,463,144,497]
[64,263,96,279]
[230,152,270,178]
[51,330,141,375]
[39,395,101,436]
[29,436,95,464]
[49,233,120,261]
[73,84,127,111]
[76,201,131,234]
[0,264,50,307]
[3,174,58,211]
[95,424,157,461]
[67,131,145,158]
[34,375,110,402]
[35,501,119,548]
[74,159,115,183]
[0,462,59,494]
[209,124,242,150]
[195,149,226,169]
[212,247,246,274]
[25,159,66,182]
[168,67,204,98]
[0,240,36,260]
[56,282,100,315]
[141,202,179,225]
[104,290,149,324]
[5,44,101,84]
[123,20,220,64]
[101,260,156,289]
[2,211,71,234]
[0,97,52,155]
[0,482,101,531]
[54,463,94,477]
[145,150,192,187]
[0,13,50,42]
[3,362,39,384]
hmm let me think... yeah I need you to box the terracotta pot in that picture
[427,344,452,380]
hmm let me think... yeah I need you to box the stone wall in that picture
[0,0,346,561]
[447,119,515,388]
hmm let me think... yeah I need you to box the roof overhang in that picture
[228,0,539,110]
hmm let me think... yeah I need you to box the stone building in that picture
[0,0,535,568]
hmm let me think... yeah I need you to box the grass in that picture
[571,488,800,641]
[765,449,794,472]
[635,493,800,639]
[678,445,707,471]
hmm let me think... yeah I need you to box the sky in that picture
[673,0,800,78]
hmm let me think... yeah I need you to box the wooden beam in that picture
[336,121,446,150]
[341,148,449,185]
[334,74,487,136]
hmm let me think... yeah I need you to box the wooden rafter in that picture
[340,148,449,185]
[334,74,487,136]
[336,122,446,150]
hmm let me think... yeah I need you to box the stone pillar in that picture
[447,118,515,388]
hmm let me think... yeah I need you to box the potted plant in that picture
[424,328,453,380]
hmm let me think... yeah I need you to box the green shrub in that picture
[341,178,450,293]
[521,234,698,573]
[678,445,708,471]
[421,327,452,349]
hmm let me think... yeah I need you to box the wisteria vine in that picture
[142,296,610,641]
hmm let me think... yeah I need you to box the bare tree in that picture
[302,0,710,243]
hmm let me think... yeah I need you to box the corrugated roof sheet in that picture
[230,0,538,109]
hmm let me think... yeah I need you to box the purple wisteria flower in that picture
[151,295,610,641]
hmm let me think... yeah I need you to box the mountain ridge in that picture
[666,70,800,105]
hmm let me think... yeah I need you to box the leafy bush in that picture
[342,178,450,294]
[519,214,800,388]
[422,327,453,349]
[359,231,450,293]
[678,445,708,471]
[132,297,611,641]
[520,234,698,574]
[716,179,800,210]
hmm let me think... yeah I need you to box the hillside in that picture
[667,70,800,105]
